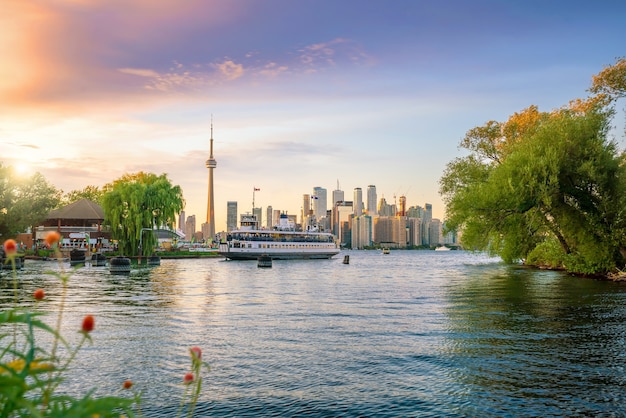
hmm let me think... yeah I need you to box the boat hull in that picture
[218,249,340,261]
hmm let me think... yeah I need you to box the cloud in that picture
[212,60,245,81]
[118,68,161,78]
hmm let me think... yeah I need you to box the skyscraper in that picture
[205,119,217,238]
[366,185,377,216]
[353,188,363,216]
[226,201,237,232]
[332,180,344,206]
[266,206,273,228]
[313,187,327,220]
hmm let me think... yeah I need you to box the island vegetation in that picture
[439,58,626,276]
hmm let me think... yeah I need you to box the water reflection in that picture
[4,253,626,416]
[444,264,626,416]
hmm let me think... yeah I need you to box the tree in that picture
[440,59,626,275]
[62,185,104,206]
[101,172,184,256]
[590,57,626,100]
[0,163,60,241]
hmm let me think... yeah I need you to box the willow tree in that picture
[440,59,626,275]
[102,172,184,256]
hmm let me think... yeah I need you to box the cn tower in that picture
[205,119,217,239]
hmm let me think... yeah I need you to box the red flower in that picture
[45,231,61,247]
[190,346,202,360]
[81,315,95,333]
[183,372,194,385]
[123,380,133,389]
[3,239,17,256]
[34,289,45,300]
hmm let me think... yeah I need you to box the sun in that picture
[14,162,31,176]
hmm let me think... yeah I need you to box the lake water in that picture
[3,250,626,417]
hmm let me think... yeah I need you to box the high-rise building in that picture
[351,215,372,249]
[185,215,196,242]
[378,197,395,217]
[398,195,407,217]
[253,207,262,228]
[332,181,344,207]
[335,201,353,245]
[429,218,442,246]
[302,194,311,225]
[178,210,185,233]
[226,201,237,232]
[354,187,363,216]
[367,185,377,216]
[205,120,217,239]
[201,222,210,241]
[313,187,327,220]
[422,203,433,246]
[408,217,422,247]
[266,206,273,228]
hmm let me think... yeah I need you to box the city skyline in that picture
[2,1,625,232]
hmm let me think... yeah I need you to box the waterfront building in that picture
[367,185,377,216]
[354,188,363,216]
[408,217,422,247]
[422,203,433,246]
[226,201,237,232]
[373,216,406,247]
[205,120,217,239]
[335,201,354,246]
[429,218,442,246]
[351,215,372,249]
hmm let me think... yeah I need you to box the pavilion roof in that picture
[47,199,105,221]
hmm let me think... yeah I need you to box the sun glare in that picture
[14,162,31,176]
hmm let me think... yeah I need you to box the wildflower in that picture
[123,380,133,389]
[45,231,61,248]
[82,315,95,333]
[3,239,17,256]
[34,289,45,300]
[190,346,202,360]
[183,372,194,385]
[2,358,53,374]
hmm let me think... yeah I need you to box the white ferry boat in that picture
[218,213,340,260]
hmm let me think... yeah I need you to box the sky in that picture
[2,0,626,231]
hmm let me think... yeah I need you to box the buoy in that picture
[257,254,272,268]
[109,256,131,274]
[343,255,349,264]
[69,249,86,267]
[92,253,107,267]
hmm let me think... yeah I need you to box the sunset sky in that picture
[2,0,626,230]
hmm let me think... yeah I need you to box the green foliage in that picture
[440,59,626,275]
[102,172,185,256]
[61,186,104,206]
[526,238,567,270]
[0,163,61,240]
